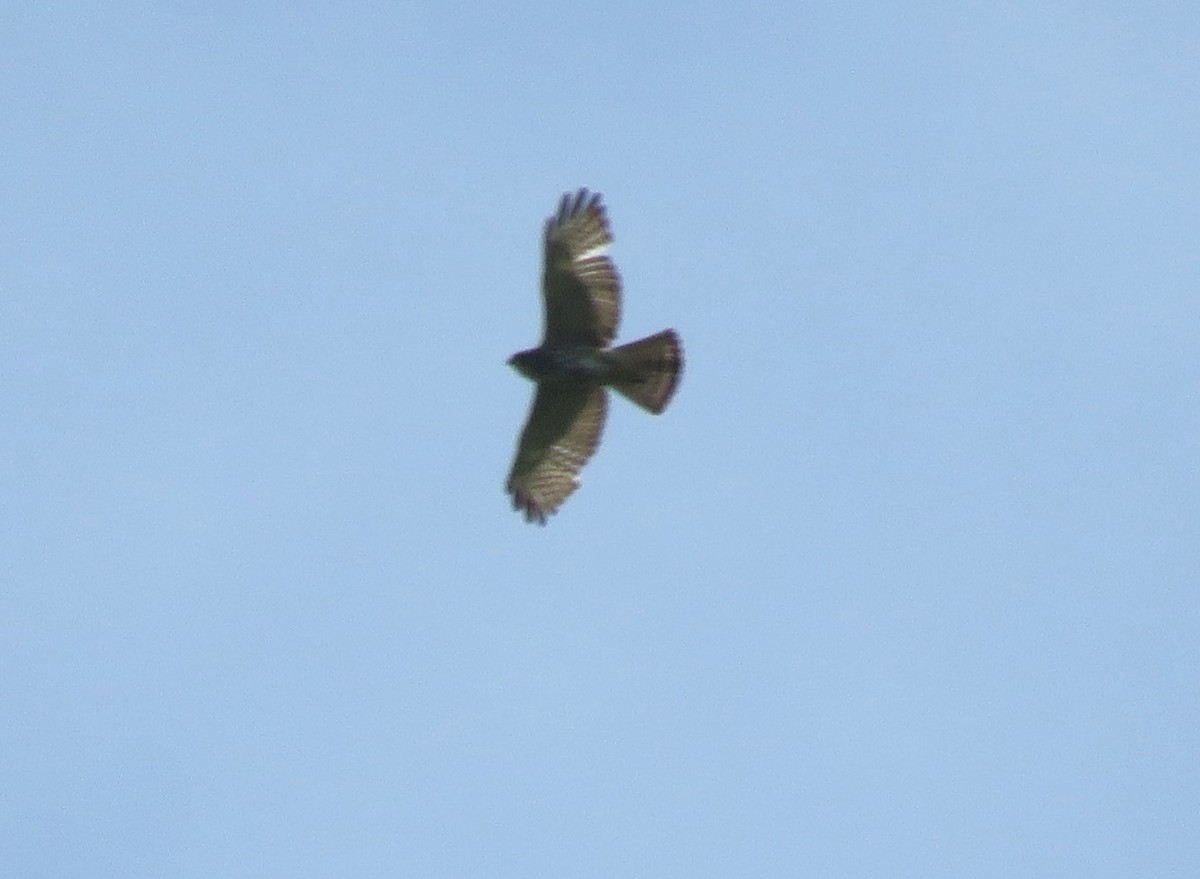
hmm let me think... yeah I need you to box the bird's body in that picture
[505,189,683,524]
[508,346,610,384]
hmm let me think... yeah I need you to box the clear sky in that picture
[3,2,1198,877]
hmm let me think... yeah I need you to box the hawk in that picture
[506,189,683,524]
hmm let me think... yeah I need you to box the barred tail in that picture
[609,329,683,414]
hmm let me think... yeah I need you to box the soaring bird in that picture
[506,189,683,524]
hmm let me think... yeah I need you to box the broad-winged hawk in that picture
[506,189,683,524]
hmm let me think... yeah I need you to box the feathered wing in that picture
[609,329,684,414]
[506,385,608,524]
[541,189,621,346]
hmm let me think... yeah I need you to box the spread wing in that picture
[506,385,608,524]
[541,189,621,347]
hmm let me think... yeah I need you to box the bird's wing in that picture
[541,189,621,347]
[506,385,608,524]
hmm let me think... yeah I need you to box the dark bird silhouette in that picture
[506,189,683,524]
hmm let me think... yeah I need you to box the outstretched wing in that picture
[506,385,608,524]
[541,189,621,347]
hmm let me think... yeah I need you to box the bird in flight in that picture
[505,189,683,524]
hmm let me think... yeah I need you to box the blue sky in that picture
[3,2,1198,876]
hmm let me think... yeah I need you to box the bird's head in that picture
[507,348,539,380]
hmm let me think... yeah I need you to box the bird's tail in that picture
[609,329,683,414]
